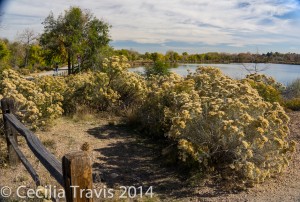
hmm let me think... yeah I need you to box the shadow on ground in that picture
[87,124,229,200]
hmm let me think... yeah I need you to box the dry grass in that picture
[0,136,8,168]
[71,105,121,124]
[71,105,99,122]
[41,139,56,150]
[120,107,140,127]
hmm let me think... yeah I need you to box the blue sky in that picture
[0,0,300,54]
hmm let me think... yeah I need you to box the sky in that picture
[0,0,300,54]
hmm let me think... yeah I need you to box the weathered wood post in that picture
[1,98,20,166]
[62,151,93,202]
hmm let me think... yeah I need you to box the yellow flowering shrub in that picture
[246,73,285,91]
[102,55,147,108]
[244,73,284,103]
[165,67,295,185]
[111,71,147,108]
[101,55,131,76]
[135,66,295,185]
[0,56,146,127]
[35,75,67,96]
[64,71,119,112]
[136,73,200,136]
[0,69,64,129]
[63,56,147,113]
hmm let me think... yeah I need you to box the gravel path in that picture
[25,66,68,79]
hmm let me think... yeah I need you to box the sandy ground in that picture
[1,112,300,201]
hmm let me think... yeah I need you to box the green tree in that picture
[143,52,151,60]
[181,52,188,62]
[165,50,180,63]
[0,39,11,70]
[0,39,9,61]
[150,52,164,62]
[114,49,140,61]
[28,44,46,70]
[145,60,170,76]
[90,45,114,71]
[40,7,111,74]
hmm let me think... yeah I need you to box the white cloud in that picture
[1,0,300,51]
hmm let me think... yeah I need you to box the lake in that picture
[129,63,300,85]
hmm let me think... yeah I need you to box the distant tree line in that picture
[114,50,300,66]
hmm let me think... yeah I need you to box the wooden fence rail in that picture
[1,98,93,202]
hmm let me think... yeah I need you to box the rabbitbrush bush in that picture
[244,73,284,103]
[137,67,295,185]
[0,69,64,129]
[104,56,147,108]
[63,70,120,113]
[63,56,147,113]
[0,56,146,127]
[137,72,200,137]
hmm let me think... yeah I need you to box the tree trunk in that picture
[68,51,71,75]
[24,47,29,67]
[71,52,74,74]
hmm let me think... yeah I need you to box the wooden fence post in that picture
[62,151,93,202]
[1,98,20,166]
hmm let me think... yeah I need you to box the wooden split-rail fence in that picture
[1,98,93,202]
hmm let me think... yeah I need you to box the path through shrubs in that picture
[2,114,300,201]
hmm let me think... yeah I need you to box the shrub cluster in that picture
[0,70,64,129]
[244,73,284,103]
[63,56,147,113]
[136,73,199,137]
[0,56,147,122]
[135,67,295,185]
[0,59,296,186]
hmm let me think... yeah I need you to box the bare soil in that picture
[1,112,300,201]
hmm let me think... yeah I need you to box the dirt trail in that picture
[87,123,192,201]
[1,112,300,201]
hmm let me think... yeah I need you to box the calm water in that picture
[130,63,300,85]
